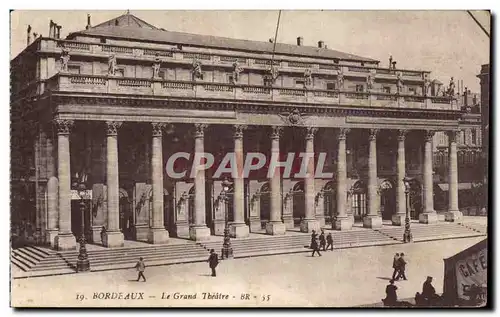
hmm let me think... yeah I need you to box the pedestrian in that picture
[392,253,400,280]
[207,249,219,277]
[326,232,333,251]
[395,253,407,281]
[383,279,398,306]
[422,276,440,304]
[311,231,322,257]
[319,229,326,251]
[134,257,146,282]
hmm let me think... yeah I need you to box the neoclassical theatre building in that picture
[11,13,467,250]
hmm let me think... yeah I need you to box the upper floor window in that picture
[383,86,391,94]
[326,82,337,90]
[471,129,477,145]
[295,79,305,88]
[100,38,106,44]
[355,84,364,92]
[408,87,416,95]
[115,68,125,77]
[68,65,80,74]
[333,59,340,64]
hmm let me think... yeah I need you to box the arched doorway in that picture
[259,182,271,229]
[292,181,305,226]
[323,181,336,225]
[351,180,367,222]
[380,180,395,220]
[163,189,174,233]
[408,179,423,220]
[119,188,133,240]
[226,185,235,223]
[188,185,195,225]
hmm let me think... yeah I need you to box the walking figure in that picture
[395,253,408,280]
[319,229,326,251]
[208,249,219,277]
[392,253,400,280]
[326,232,333,251]
[310,230,322,257]
[135,257,146,282]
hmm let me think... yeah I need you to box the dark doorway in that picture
[259,182,271,229]
[351,181,367,222]
[323,181,336,225]
[292,181,305,226]
[380,180,395,220]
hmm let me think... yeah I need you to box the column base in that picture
[300,219,320,233]
[134,224,149,241]
[189,226,211,241]
[282,215,294,230]
[174,222,190,239]
[445,210,463,223]
[213,219,225,236]
[91,226,103,244]
[391,214,406,226]
[103,231,124,248]
[249,218,261,233]
[363,215,383,229]
[316,215,326,228]
[265,221,286,235]
[419,212,438,224]
[46,229,59,249]
[333,217,353,231]
[55,233,77,251]
[148,228,169,244]
[230,223,249,238]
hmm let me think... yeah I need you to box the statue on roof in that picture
[423,73,431,96]
[152,54,161,79]
[231,61,244,84]
[396,72,404,94]
[447,77,455,97]
[264,66,280,87]
[192,59,203,80]
[60,47,70,73]
[304,69,312,87]
[108,54,117,76]
[337,69,344,89]
[366,74,375,91]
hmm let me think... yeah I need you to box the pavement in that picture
[10,236,485,307]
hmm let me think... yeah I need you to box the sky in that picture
[10,10,490,92]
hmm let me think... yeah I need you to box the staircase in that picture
[11,242,211,278]
[460,222,487,234]
[197,229,400,258]
[375,223,486,242]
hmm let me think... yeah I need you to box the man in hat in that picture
[395,253,407,280]
[326,232,334,251]
[134,257,146,282]
[207,249,219,277]
[319,229,326,251]
[392,253,400,280]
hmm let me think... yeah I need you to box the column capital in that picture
[271,126,283,140]
[105,121,122,136]
[305,127,318,140]
[151,122,166,137]
[233,125,247,139]
[194,123,208,138]
[397,129,408,141]
[53,119,74,135]
[424,130,436,142]
[338,128,351,140]
[368,128,379,141]
[447,130,460,142]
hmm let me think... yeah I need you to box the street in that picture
[11,236,485,307]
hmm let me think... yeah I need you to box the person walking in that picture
[395,253,407,280]
[311,231,322,257]
[326,232,334,251]
[319,229,326,251]
[207,249,219,277]
[134,257,146,282]
[392,253,400,280]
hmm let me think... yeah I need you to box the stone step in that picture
[56,242,196,256]
[10,256,31,272]
[14,247,47,262]
[11,250,39,267]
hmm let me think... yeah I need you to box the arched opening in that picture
[259,182,271,229]
[188,185,195,225]
[408,179,423,220]
[292,181,305,226]
[163,188,174,233]
[380,180,396,220]
[323,181,336,225]
[226,185,235,222]
[351,180,367,222]
[119,188,133,240]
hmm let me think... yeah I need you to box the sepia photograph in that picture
[9,9,490,308]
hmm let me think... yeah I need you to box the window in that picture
[100,38,106,44]
[227,74,234,83]
[295,79,305,88]
[326,82,337,90]
[116,68,125,77]
[159,69,167,79]
[333,59,339,64]
[408,87,416,94]
[355,84,364,92]
[383,86,391,94]
[68,65,80,74]
[461,131,465,144]
[471,129,477,145]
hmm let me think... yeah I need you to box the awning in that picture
[437,183,473,191]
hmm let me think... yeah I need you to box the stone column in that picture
[230,125,250,238]
[446,130,463,222]
[103,121,124,247]
[392,129,407,226]
[300,127,320,233]
[266,126,286,235]
[363,129,382,228]
[189,123,211,241]
[419,130,438,223]
[148,123,170,244]
[334,128,353,230]
[45,124,59,248]
[54,119,76,251]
